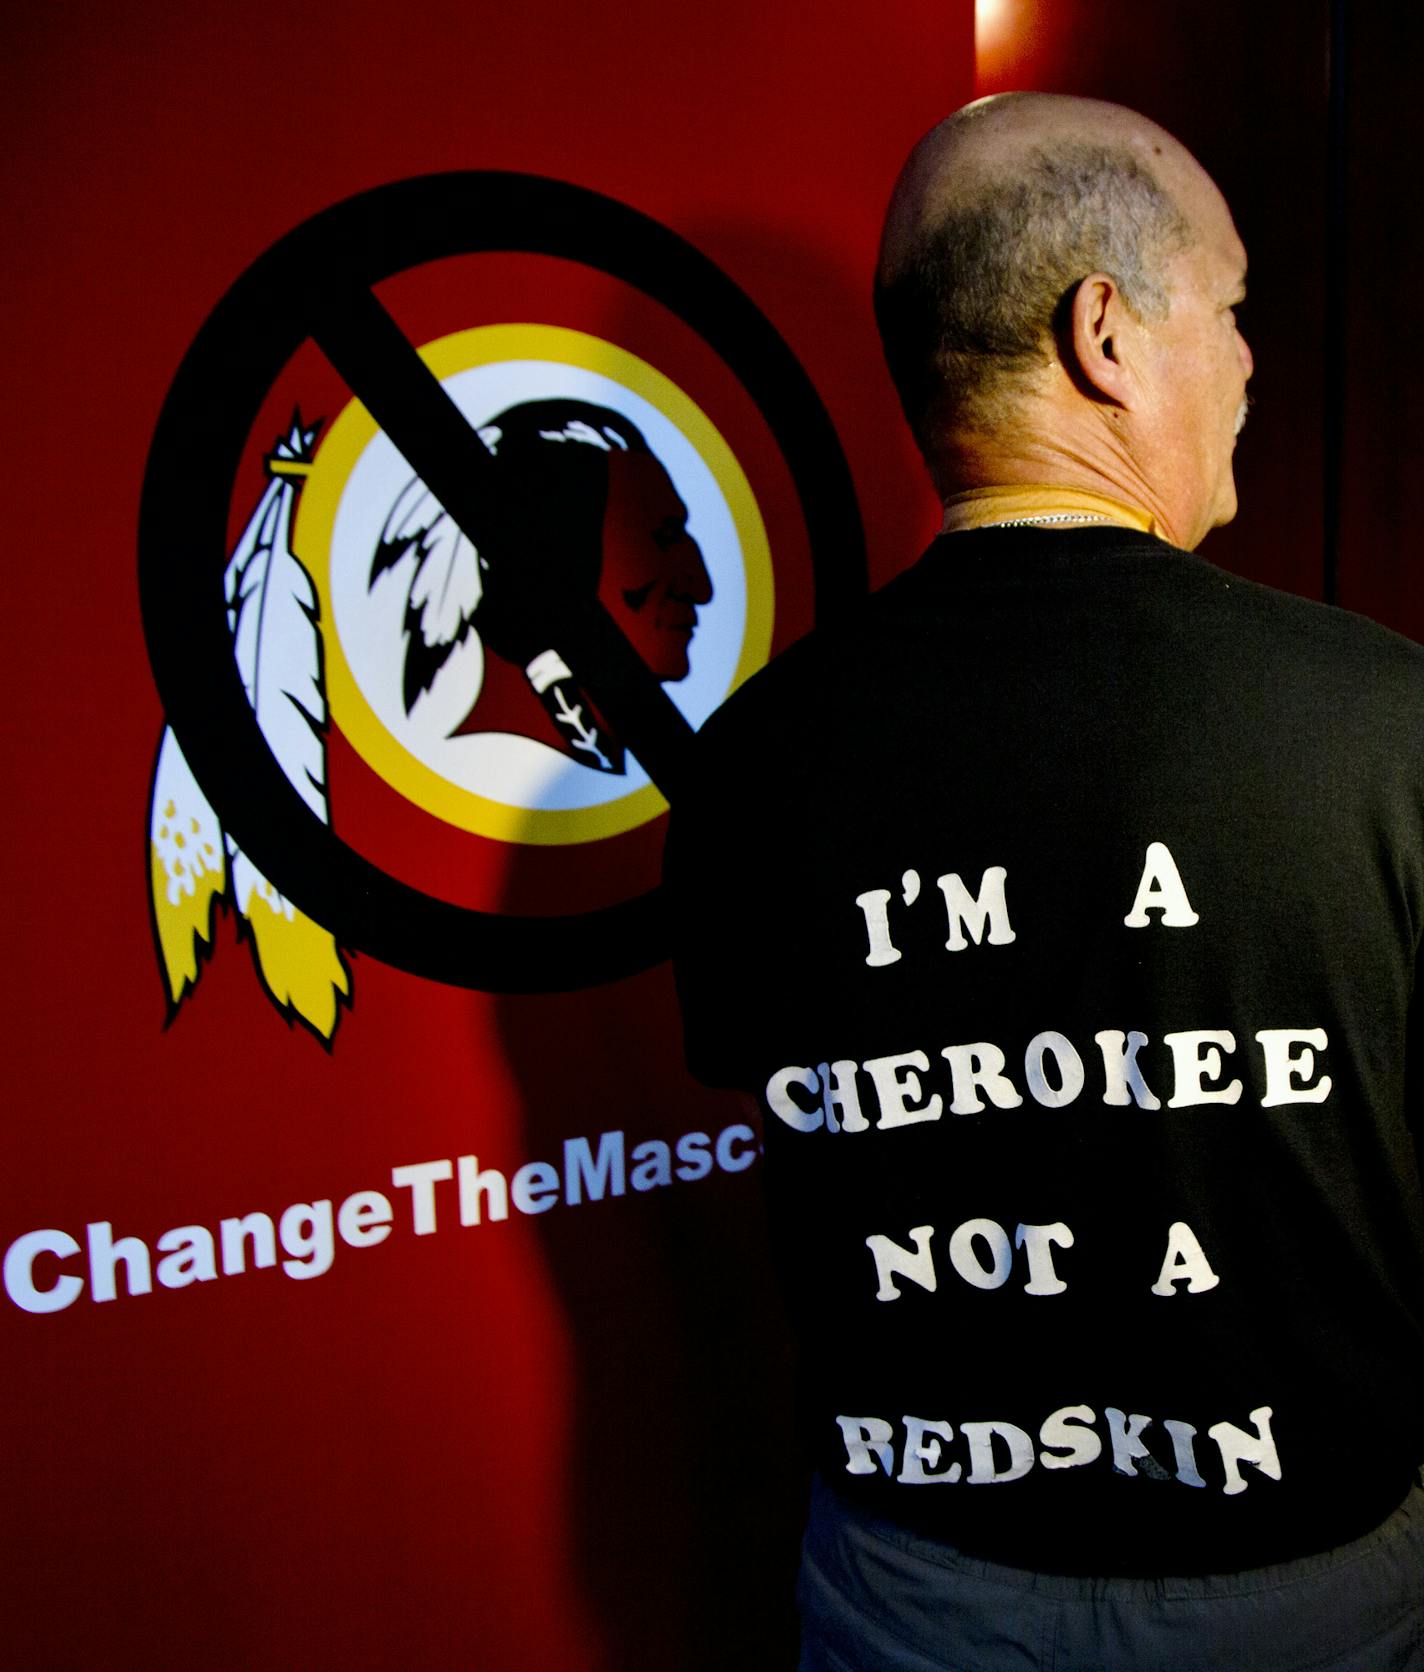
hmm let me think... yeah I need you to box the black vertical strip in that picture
[1323,0,1350,605]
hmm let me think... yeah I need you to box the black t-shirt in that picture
[666,527,1424,1575]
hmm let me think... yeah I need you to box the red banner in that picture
[2,3,971,1666]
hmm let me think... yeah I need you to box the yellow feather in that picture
[243,891,351,1041]
[150,841,223,1004]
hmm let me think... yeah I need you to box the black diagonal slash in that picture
[312,281,697,804]
[141,173,865,991]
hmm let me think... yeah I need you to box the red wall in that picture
[1,5,969,1668]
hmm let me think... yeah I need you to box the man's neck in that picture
[931,407,1188,545]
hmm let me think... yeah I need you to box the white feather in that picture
[411,520,482,648]
[378,482,483,651]
[224,457,328,822]
[150,422,349,1037]
[151,727,227,902]
[227,838,291,920]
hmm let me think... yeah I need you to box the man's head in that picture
[875,93,1253,549]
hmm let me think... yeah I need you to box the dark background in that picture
[978,0,1423,640]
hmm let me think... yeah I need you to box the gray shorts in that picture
[797,1476,1424,1671]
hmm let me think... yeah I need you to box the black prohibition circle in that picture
[139,172,867,993]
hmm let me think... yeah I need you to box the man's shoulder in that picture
[690,600,883,762]
[688,526,1424,791]
[1172,548,1424,709]
[1180,547,1422,648]
[732,526,1424,678]
[691,536,973,739]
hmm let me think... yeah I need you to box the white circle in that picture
[327,360,747,814]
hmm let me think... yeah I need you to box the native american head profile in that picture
[370,399,714,774]
[149,395,729,1041]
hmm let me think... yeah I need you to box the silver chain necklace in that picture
[985,511,1112,528]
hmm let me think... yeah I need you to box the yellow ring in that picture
[296,324,773,845]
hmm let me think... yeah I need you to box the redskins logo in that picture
[140,174,864,1038]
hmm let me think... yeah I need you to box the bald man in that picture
[666,95,1424,1669]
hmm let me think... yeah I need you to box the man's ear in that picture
[1067,273,1138,407]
